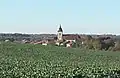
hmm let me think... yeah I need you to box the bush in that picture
[113,41,120,51]
[83,39,94,49]
[92,39,102,50]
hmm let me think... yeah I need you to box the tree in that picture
[92,39,102,50]
[101,39,115,50]
[113,41,120,51]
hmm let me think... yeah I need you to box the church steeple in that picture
[57,24,63,41]
[58,24,63,32]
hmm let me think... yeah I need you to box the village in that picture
[17,25,118,50]
[1,24,119,50]
[26,24,82,47]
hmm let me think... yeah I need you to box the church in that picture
[56,24,81,47]
[32,24,81,47]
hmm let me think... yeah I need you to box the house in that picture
[63,34,81,42]
[40,39,55,46]
[66,41,73,48]
[5,39,10,42]
[42,42,48,46]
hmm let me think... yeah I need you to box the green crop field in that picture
[0,42,120,78]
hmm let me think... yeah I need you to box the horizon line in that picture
[0,32,118,35]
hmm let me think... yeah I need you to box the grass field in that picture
[0,42,120,78]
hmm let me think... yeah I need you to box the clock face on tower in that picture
[59,33,61,36]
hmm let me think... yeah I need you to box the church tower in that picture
[57,24,63,41]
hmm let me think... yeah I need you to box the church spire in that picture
[58,24,63,32]
[60,24,61,28]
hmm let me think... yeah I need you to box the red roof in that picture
[63,34,81,40]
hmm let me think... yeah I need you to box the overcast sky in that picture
[0,0,120,34]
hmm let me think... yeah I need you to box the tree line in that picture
[76,35,120,51]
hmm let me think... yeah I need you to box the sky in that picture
[0,0,120,35]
